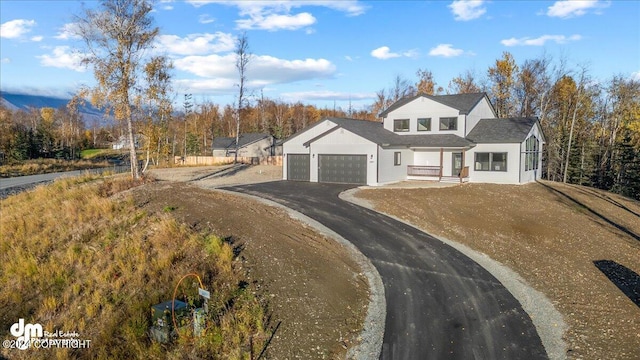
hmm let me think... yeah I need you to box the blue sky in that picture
[1,0,639,110]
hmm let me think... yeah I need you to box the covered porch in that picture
[407,147,470,183]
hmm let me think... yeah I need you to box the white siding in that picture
[467,143,521,184]
[282,119,339,180]
[413,150,441,166]
[383,97,465,138]
[465,98,496,136]
[308,128,379,185]
[519,122,545,183]
[378,148,413,184]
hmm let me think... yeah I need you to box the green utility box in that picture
[151,300,188,329]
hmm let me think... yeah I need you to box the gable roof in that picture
[328,117,400,145]
[379,92,488,117]
[466,117,540,143]
[213,133,272,150]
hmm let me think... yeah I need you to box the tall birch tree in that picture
[75,0,159,179]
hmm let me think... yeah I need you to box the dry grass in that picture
[0,159,111,177]
[0,175,269,359]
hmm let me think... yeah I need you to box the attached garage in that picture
[287,154,310,181]
[318,154,367,184]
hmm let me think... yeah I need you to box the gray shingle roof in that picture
[212,133,271,149]
[327,117,400,145]
[304,118,473,148]
[379,92,488,117]
[403,134,474,148]
[466,117,539,143]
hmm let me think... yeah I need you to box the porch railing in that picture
[407,165,441,177]
[460,166,469,179]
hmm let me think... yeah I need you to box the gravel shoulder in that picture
[355,180,640,360]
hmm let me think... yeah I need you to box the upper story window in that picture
[439,117,457,130]
[394,119,410,132]
[417,118,431,131]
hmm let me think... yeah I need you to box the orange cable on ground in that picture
[172,273,205,333]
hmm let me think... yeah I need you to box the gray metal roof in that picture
[466,117,539,143]
[379,92,489,117]
[212,133,271,150]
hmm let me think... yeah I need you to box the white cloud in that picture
[37,46,86,72]
[547,0,609,18]
[371,46,401,60]
[55,23,81,40]
[186,1,367,16]
[198,14,215,24]
[449,0,486,21]
[31,35,43,42]
[174,53,336,93]
[632,71,640,82]
[280,90,375,102]
[428,44,464,57]
[187,1,365,32]
[156,32,236,55]
[1,58,10,64]
[1,19,36,39]
[501,34,582,46]
[237,12,316,31]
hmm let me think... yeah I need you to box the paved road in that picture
[224,181,547,360]
[0,166,129,197]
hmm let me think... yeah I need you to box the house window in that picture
[394,152,401,166]
[394,119,410,132]
[525,135,540,171]
[417,118,431,131]
[439,117,457,130]
[475,152,507,171]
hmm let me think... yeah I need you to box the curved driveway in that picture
[224,181,547,360]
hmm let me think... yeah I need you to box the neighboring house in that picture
[282,92,545,185]
[112,134,143,150]
[212,133,279,158]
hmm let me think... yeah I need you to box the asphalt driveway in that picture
[224,181,547,360]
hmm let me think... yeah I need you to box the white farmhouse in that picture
[282,92,545,185]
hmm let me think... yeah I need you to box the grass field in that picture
[0,175,269,359]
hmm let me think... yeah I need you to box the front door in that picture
[452,152,462,176]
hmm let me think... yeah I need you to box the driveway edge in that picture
[340,188,568,360]
[215,189,386,360]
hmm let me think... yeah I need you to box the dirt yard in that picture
[356,180,640,360]
[135,165,369,359]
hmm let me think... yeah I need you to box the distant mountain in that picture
[1,91,109,127]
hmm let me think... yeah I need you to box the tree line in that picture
[0,0,638,199]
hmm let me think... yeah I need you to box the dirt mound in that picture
[132,182,368,359]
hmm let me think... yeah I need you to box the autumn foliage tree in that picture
[75,0,159,179]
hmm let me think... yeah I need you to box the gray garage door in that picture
[318,154,367,185]
[287,154,310,181]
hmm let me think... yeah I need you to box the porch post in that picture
[439,148,443,181]
[460,149,465,183]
